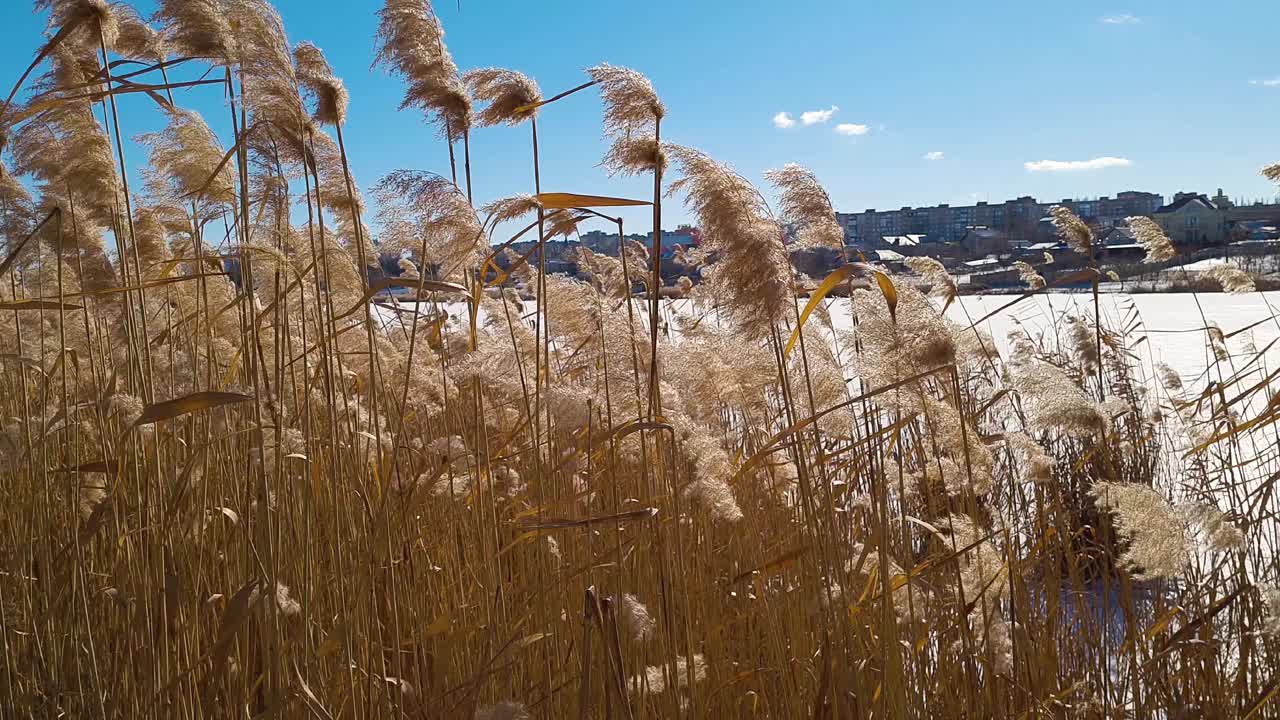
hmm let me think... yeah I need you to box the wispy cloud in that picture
[923,151,945,161]
[772,111,796,129]
[1100,13,1140,25]
[835,123,869,136]
[801,105,839,125]
[1249,78,1280,87]
[1025,156,1132,172]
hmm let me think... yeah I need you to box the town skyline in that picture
[833,183,1279,216]
[2,0,1277,238]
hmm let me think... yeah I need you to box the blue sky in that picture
[3,0,1280,237]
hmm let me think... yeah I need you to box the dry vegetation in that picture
[1,1,1280,718]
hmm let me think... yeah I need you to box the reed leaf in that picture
[134,391,254,426]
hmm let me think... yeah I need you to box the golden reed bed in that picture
[0,0,1278,717]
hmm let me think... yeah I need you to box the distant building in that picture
[1099,226,1146,260]
[579,226,698,259]
[1153,192,1228,247]
[579,229,621,253]
[1100,226,1137,247]
[873,248,907,265]
[837,191,1161,248]
[959,227,1014,254]
[1226,197,1280,225]
[963,257,1001,270]
[1211,188,1234,210]
[880,234,928,247]
[1025,240,1064,254]
[645,225,697,258]
[1063,191,1165,228]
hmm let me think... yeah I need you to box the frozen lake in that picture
[949,291,1280,392]
[376,290,1280,394]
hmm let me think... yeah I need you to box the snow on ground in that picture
[375,290,1280,508]
[375,290,1280,396]
[949,291,1280,391]
[1176,256,1236,273]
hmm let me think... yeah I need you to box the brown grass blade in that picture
[1157,585,1247,653]
[535,192,651,209]
[53,459,118,474]
[731,545,810,584]
[519,507,658,531]
[335,277,468,322]
[968,268,1099,328]
[0,300,82,311]
[868,266,898,321]
[1243,677,1280,719]
[199,579,260,707]
[134,391,253,427]
[783,264,856,358]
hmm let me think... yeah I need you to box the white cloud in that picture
[800,105,839,125]
[772,111,796,129]
[1024,156,1132,172]
[835,123,869,136]
[923,151,945,161]
[1100,13,1140,24]
[1250,78,1280,87]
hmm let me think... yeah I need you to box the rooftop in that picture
[1155,194,1216,214]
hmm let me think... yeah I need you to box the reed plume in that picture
[375,169,482,279]
[851,282,955,389]
[1156,362,1183,391]
[309,130,375,262]
[1009,345,1108,436]
[129,205,173,274]
[374,0,471,138]
[111,2,166,61]
[13,45,120,229]
[1092,482,1189,580]
[544,209,589,240]
[587,63,665,134]
[616,593,656,643]
[1049,204,1093,256]
[1013,260,1045,289]
[632,654,707,696]
[0,165,36,240]
[764,163,844,250]
[2,3,1277,718]
[294,41,348,126]
[668,144,790,337]
[905,255,957,304]
[481,194,541,226]
[463,67,541,127]
[1126,215,1176,263]
[138,108,237,217]
[602,134,666,176]
[154,0,232,62]
[36,0,118,49]
[1204,264,1255,293]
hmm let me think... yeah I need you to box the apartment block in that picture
[836,191,1163,248]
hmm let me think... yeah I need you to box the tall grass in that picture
[1,1,1279,718]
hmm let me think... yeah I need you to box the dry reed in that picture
[0,3,1277,719]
